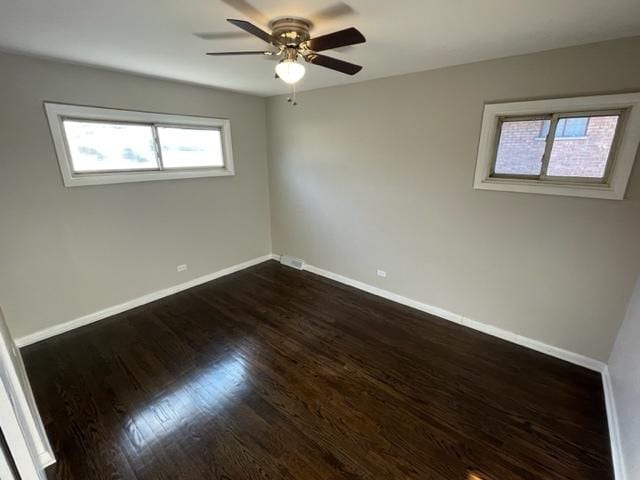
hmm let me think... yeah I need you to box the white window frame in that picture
[44,103,235,187]
[473,93,640,200]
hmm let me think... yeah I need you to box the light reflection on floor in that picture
[126,354,249,448]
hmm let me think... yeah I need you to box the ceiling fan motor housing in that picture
[269,17,312,46]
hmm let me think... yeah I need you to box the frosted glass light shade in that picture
[275,59,306,84]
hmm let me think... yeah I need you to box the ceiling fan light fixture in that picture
[275,59,306,84]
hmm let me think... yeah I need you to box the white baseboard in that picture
[16,254,276,348]
[293,259,624,476]
[20,252,606,370]
[602,367,626,480]
[277,256,606,372]
[16,252,619,477]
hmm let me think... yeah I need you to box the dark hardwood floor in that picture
[23,260,612,479]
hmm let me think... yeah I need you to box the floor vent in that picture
[280,255,305,270]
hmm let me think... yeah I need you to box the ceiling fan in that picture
[206,17,366,86]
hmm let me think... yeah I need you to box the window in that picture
[495,118,549,175]
[63,121,158,172]
[45,103,234,186]
[156,126,224,169]
[474,93,640,200]
[493,112,620,180]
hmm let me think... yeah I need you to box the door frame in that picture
[0,308,54,479]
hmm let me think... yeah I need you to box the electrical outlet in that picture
[377,269,387,278]
[177,264,187,272]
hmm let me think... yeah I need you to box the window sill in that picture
[474,176,622,200]
[63,167,234,187]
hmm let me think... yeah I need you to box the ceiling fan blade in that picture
[227,19,279,45]
[206,51,273,56]
[221,0,269,24]
[194,31,250,40]
[310,2,356,22]
[305,27,365,52]
[305,53,362,75]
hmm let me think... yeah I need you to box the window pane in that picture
[547,115,619,178]
[63,120,158,172]
[157,127,224,169]
[561,117,589,137]
[494,119,549,175]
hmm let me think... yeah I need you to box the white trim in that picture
[15,255,275,347]
[0,378,47,479]
[13,253,619,479]
[474,92,640,200]
[0,309,54,475]
[0,444,17,480]
[300,258,626,474]
[274,255,606,372]
[602,366,626,480]
[39,451,56,469]
[44,102,235,187]
[13,253,608,370]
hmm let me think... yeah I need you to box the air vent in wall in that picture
[280,255,305,270]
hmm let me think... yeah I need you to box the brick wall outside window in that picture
[495,116,618,178]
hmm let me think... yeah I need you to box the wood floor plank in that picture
[24,261,613,479]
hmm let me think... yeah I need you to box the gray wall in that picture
[266,36,640,361]
[609,274,640,479]
[0,52,272,339]
[2,38,640,361]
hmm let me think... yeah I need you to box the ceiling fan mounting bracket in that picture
[269,17,312,46]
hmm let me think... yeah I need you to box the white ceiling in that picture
[1,0,640,97]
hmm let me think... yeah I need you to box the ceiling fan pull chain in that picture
[286,83,298,106]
